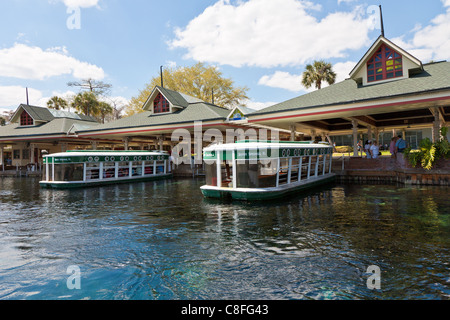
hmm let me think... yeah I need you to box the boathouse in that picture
[1,36,449,180]
[247,36,450,149]
[0,104,99,169]
[73,86,288,153]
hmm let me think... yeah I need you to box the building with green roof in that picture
[247,36,450,153]
[0,104,99,168]
[1,35,449,169]
[73,86,281,152]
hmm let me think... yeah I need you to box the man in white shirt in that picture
[370,141,380,159]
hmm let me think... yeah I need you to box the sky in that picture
[1,0,449,115]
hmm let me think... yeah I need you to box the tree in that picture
[0,116,6,126]
[1,110,14,125]
[97,101,114,124]
[67,78,112,96]
[47,96,68,110]
[302,60,336,90]
[70,91,113,123]
[71,91,100,117]
[105,97,127,122]
[125,62,249,116]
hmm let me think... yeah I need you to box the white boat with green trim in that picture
[200,140,335,201]
[40,150,172,189]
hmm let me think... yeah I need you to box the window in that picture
[235,159,278,188]
[153,93,170,114]
[20,111,34,126]
[22,149,30,160]
[367,44,403,83]
[205,162,217,186]
[54,164,84,182]
[13,150,21,159]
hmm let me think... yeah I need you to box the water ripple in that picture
[0,178,449,300]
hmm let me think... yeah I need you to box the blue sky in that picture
[1,0,449,114]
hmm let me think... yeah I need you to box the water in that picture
[0,177,448,300]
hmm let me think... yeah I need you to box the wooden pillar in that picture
[432,107,441,143]
[158,135,164,151]
[367,126,373,141]
[30,143,35,164]
[123,137,129,151]
[374,128,380,143]
[61,142,68,152]
[310,129,316,141]
[352,120,359,157]
[0,145,3,168]
[290,124,296,141]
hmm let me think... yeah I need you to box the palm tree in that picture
[97,101,113,124]
[71,91,99,117]
[302,60,336,90]
[47,96,68,110]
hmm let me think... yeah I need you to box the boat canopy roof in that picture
[43,150,169,164]
[204,140,331,152]
[44,150,168,158]
[203,140,332,160]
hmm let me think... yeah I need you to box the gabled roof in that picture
[0,118,100,140]
[0,104,99,141]
[77,101,231,133]
[227,105,256,121]
[10,104,97,124]
[349,35,423,79]
[143,86,204,111]
[251,61,450,116]
[11,104,54,123]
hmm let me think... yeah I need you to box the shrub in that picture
[404,127,450,170]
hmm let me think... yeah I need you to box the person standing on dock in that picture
[364,140,372,159]
[390,136,398,158]
[370,141,380,159]
[395,135,407,154]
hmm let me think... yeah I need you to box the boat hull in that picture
[39,173,173,189]
[200,174,335,201]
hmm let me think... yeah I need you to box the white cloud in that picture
[0,43,105,81]
[258,71,303,92]
[390,2,450,62]
[36,90,78,108]
[49,0,100,8]
[257,60,356,92]
[243,100,278,111]
[0,86,43,108]
[64,0,99,8]
[333,61,356,82]
[170,0,371,68]
[337,0,358,4]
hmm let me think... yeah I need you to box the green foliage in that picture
[404,127,450,170]
[71,92,113,123]
[125,62,249,116]
[47,96,68,110]
[302,60,336,90]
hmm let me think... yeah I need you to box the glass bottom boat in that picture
[40,150,172,189]
[200,140,335,201]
